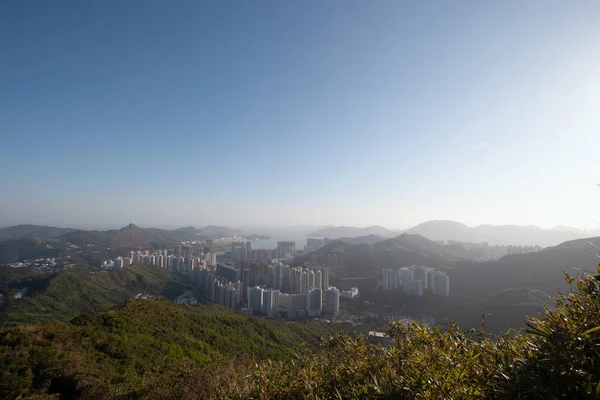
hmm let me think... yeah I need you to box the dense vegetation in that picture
[0,264,188,326]
[1,268,599,399]
[0,300,339,399]
[239,268,600,399]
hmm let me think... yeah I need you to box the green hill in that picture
[0,237,66,264]
[0,300,339,399]
[1,270,599,399]
[0,224,79,243]
[0,264,188,327]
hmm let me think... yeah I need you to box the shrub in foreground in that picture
[186,268,600,399]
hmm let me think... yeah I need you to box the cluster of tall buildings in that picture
[195,269,242,310]
[102,246,218,274]
[230,240,297,261]
[231,241,278,261]
[304,238,332,254]
[217,260,331,295]
[382,265,450,297]
[277,241,296,259]
[197,257,340,319]
[245,284,340,319]
[215,260,332,296]
[439,240,543,261]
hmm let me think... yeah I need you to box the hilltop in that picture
[337,234,386,245]
[297,233,470,278]
[57,223,202,248]
[0,264,188,326]
[0,224,79,242]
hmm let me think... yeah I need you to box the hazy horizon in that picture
[2,2,599,230]
[1,219,599,234]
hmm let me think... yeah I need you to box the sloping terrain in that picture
[0,300,339,399]
[297,233,470,279]
[0,224,79,242]
[0,264,188,327]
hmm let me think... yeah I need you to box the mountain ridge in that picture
[406,220,600,246]
[308,225,396,238]
[0,224,80,243]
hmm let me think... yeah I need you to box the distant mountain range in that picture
[0,224,79,242]
[0,224,264,264]
[404,220,600,247]
[308,225,396,238]
[309,220,600,247]
[0,224,254,244]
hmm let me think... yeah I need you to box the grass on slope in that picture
[3,271,599,399]
[0,264,188,327]
[0,300,339,399]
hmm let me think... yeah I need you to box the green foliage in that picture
[224,270,600,399]
[0,300,337,399]
[1,267,600,399]
[0,264,188,326]
[514,271,600,398]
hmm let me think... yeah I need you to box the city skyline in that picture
[2,2,600,229]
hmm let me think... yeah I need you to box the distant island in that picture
[245,234,271,240]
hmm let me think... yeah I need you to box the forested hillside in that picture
[0,264,188,326]
[0,300,339,399]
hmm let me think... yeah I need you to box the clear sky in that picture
[1,1,599,230]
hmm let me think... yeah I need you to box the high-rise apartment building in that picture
[321,267,329,290]
[403,279,423,297]
[301,270,309,293]
[262,289,280,317]
[315,269,322,289]
[274,263,283,290]
[248,286,264,313]
[432,271,450,297]
[293,268,302,293]
[277,241,296,259]
[307,269,315,290]
[307,288,322,317]
[324,287,340,316]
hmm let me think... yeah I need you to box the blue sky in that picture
[1,1,599,229]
